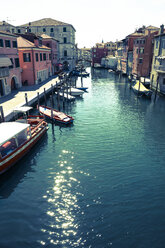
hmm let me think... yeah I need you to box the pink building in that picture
[0,31,22,97]
[17,36,52,85]
[41,34,59,74]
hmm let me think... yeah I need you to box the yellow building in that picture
[150,25,165,94]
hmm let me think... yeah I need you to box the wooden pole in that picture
[37,92,40,108]
[50,95,54,120]
[154,76,159,102]
[44,88,47,105]
[25,93,28,105]
[0,106,5,122]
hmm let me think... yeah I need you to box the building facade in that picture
[132,27,159,79]
[92,43,108,67]
[17,36,51,85]
[0,31,21,97]
[41,34,59,74]
[150,25,165,93]
[20,18,76,71]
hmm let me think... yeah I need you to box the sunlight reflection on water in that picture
[40,149,85,246]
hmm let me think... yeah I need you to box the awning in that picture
[156,56,165,60]
[0,122,30,146]
[0,55,12,68]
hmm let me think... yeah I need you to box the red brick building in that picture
[132,28,159,78]
[92,43,108,67]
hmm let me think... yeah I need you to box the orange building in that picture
[17,36,51,86]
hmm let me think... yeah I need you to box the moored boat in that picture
[65,87,84,96]
[38,105,74,125]
[0,113,48,175]
[132,81,153,98]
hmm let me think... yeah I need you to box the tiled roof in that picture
[17,36,51,50]
[20,18,70,27]
[0,21,14,26]
[40,33,59,42]
[145,25,159,30]
[0,30,17,37]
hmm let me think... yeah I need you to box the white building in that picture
[20,18,77,71]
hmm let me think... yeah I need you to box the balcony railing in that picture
[154,65,165,73]
[0,67,9,77]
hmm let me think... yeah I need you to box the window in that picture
[17,29,21,33]
[139,58,143,64]
[23,53,31,62]
[43,53,46,61]
[50,28,54,32]
[12,41,17,48]
[12,29,15,33]
[40,53,43,61]
[156,40,159,49]
[49,54,51,60]
[136,48,139,54]
[163,78,165,85]
[5,40,11,48]
[15,58,20,67]
[9,58,14,69]
[63,27,66,32]
[64,50,67,57]
[140,48,144,54]
[0,39,4,47]
[35,53,39,62]
[64,37,67,43]
[46,43,50,47]
[43,28,46,32]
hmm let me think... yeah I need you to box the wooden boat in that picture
[132,81,153,98]
[38,105,74,124]
[0,111,48,175]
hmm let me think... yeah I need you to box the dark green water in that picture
[0,68,165,248]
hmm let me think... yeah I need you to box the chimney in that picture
[160,24,164,34]
[34,38,39,47]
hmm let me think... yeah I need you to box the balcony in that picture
[0,67,9,77]
[154,65,165,73]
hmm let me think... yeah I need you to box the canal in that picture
[0,68,165,248]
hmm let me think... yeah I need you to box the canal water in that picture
[0,68,165,248]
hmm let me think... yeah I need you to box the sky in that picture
[1,0,165,48]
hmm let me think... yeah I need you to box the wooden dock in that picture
[0,76,60,121]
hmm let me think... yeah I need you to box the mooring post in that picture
[154,76,159,102]
[0,106,5,122]
[51,84,54,96]
[44,88,47,105]
[37,92,40,108]
[50,94,54,120]
[25,93,28,105]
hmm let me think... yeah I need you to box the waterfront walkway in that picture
[0,76,59,121]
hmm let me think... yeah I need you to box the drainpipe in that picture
[32,48,36,84]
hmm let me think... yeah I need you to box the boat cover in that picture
[0,122,30,146]
[133,81,150,92]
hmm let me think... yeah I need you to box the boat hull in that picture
[38,105,74,125]
[0,123,48,175]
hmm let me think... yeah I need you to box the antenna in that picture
[6,17,16,23]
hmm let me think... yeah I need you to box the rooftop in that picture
[17,36,51,50]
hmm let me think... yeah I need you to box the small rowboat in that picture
[38,105,74,125]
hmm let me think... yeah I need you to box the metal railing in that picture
[154,65,165,72]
